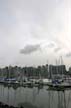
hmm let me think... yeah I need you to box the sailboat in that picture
[47,57,71,90]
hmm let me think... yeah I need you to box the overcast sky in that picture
[0,0,71,68]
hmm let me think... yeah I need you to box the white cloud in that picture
[0,0,70,67]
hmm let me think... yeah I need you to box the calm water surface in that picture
[0,85,71,108]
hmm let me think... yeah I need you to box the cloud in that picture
[0,0,70,67]
[20,44,41,54]
[48,42,55,48]
[66,52,71,57]
[54,47,61,53]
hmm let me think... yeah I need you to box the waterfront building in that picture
[49,65,66,79]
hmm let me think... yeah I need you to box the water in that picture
[0,85,71,108]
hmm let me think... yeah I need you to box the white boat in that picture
[42,78,52,84]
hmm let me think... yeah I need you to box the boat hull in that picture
[47,82,71,91]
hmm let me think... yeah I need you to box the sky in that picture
[0,0,71,68]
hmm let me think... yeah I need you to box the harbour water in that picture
[0,85,71,108]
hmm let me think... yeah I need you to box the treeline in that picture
[0,65,49,79]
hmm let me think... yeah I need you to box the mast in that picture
[56,59,58,75]
[60,56,64,79]
[47,60,49,78]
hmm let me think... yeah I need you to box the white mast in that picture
[56,59,58,74]
[60,56,64,80]
[60,56,63,75]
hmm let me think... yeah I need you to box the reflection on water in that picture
[0,85,71,108]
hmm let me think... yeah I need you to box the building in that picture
[49,65,66,79]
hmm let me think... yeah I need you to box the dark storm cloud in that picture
[20,44,41,54]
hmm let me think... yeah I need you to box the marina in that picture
[0,0,71,107]
[0,57,70,108]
